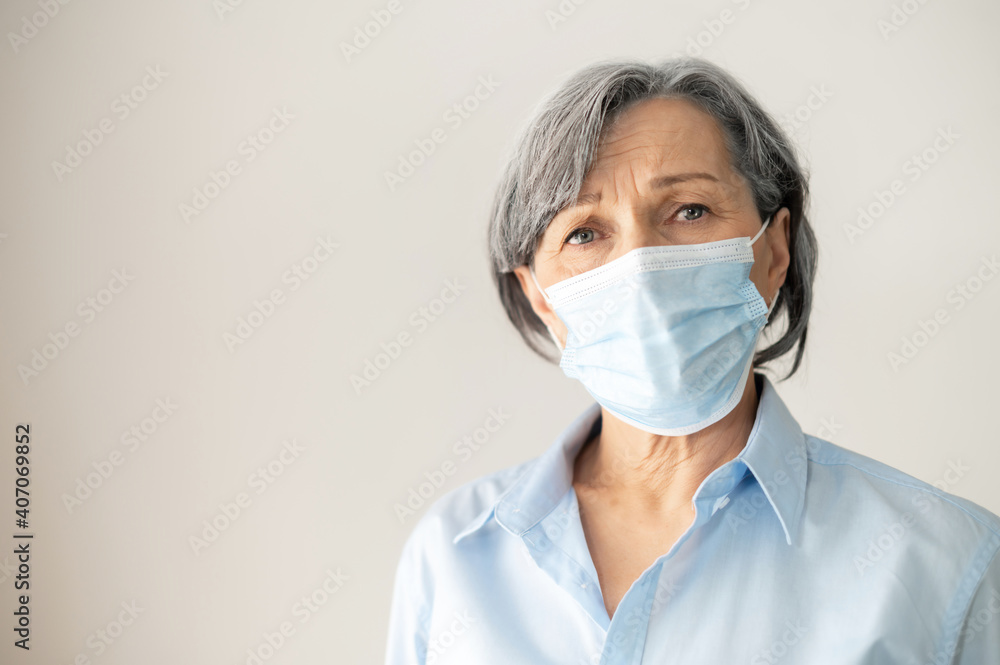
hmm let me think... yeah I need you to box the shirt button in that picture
[712,496,730,513]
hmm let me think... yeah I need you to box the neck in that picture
[573,372,760,517]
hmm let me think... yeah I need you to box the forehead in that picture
[585,96,734,183]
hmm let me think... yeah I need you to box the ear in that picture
[512,264,566,345]
[767,207,792,298]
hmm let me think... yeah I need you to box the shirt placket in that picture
[512,461,750,665]
[519,490,612,636]
[600,461,751,665]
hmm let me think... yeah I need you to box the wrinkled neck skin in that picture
[572,370,759,521]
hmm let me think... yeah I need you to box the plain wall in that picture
[1,0,998,662]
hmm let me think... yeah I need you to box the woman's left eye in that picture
[675,204,710,222]
[565,228,597,245]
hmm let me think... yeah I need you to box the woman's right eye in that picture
[565,228,596,245]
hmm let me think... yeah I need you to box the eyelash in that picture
[563,203,711,245]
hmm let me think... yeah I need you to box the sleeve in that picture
[951,541,1000,664]
[384,526,434,665]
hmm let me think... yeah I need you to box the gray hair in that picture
[486,56,817,378]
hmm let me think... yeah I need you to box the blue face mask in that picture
[530,216,778,436]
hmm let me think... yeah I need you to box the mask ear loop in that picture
[528,265,564,352]
[748,214,780,320]
[747,213,773,247]
[766,287,780,319]
[529,265,553,306]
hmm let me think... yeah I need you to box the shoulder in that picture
[799,435,1000,653]
[401,456,536,558]
[800,433,1000,578]
[803,433,1000,533]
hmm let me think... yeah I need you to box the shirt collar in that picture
[453,373,807,547]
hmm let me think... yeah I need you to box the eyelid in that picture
[563,221,601,244]
[562,202,711,245]
[669,202,711,220]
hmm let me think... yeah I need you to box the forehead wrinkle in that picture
[579,142,714,211]
[598,98,731,169]
[562,98,746,219]
[589,153,657,210]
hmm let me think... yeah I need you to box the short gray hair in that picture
[486,56,817,378]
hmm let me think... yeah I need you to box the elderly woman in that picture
[384,57,1000,664]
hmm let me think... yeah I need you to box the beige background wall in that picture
[1,0,998,662]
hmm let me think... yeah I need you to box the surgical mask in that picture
[530,216,778,436]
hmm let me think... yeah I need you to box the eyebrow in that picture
[570,172,721,208]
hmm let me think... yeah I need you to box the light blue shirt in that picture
[384,374,1000,664]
